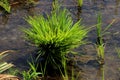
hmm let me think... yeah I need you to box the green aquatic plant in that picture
[61,65,81,80]
[96,44,105,64]
[96,14,115,45]
[95,14,105,65]
[52,0,59,11]
[59,59,68,80]
[0,50,13,73]
[96,14,103,45]
[59,57,81,80]
[22,62,42,80]
[22,55,42,80]
[95,13,115,64]
[23,6,88,76]
[102,67,105,80]
[0,0,11,13]
[115,47,120,58]
[77,0,83,7]
[115,47,120,71]
[6,68,19,76]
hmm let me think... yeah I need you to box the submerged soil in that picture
[0,0,120,80]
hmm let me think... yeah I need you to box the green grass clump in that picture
[0,0,11,13]
[22,62,42,80]
[23,7,88,76]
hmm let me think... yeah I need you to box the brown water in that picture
[0,0,120,80]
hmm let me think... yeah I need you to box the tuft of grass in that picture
[0,0,11,13]
[22,62,42,80]
[22,6,88,76]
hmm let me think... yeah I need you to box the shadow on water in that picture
[0,0,120,80]
[77,6,82,21]
[0,12,9,25]
[115,0,120,15]
[95,65,104,80]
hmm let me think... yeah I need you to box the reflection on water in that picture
[26,7,36,16]
[115,0,120,15]
[77,6,82,21]
[0,12,9,25]
[96,65,104,80]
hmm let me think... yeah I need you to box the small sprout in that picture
[95,13,115,65]
[77,0,83,7]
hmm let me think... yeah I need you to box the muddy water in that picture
[0,0,120,80]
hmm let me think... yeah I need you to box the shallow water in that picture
[0,0,120,80]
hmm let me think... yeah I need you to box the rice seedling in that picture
[99,65,105,80]
[5,68,19,76]
[22,5,88,76]
[96,14,115,45]
[52,0,59,11]
[102,67,105,80]
[96,44,105,65]
[0,0,11,13]
[95,13,115,65]
[58,59,68,80]
[95,14,105,65]
[115,47,120,71]
[22,62,42,80]
[77,0,83,7]
[71,67,81,80]
[115,47,120,58]
[0,50,14,73]
[60,64,81,80]
[59,55,81,80]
